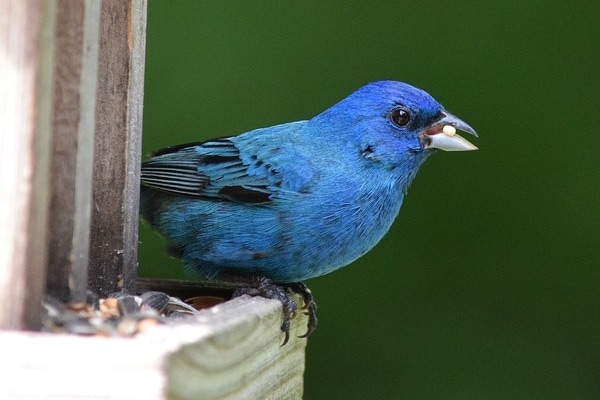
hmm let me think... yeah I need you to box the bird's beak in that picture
[421,111,478,151]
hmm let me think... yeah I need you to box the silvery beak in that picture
[422,111,478,151]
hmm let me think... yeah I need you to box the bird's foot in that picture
[232,277,318,345]
[283,281,318,338]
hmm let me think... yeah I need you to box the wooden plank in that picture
[46,0,100,303]
[88,0,147,297]
[0,0,57,329]
[136,277,255,299]
[0,297,307,400]
[166,297,307,400]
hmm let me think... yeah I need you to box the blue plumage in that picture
[140,81,477,283]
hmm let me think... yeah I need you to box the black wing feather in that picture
[141,138,273,203]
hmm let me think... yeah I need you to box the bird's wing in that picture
[141,123,314,205]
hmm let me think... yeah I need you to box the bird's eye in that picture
[390,108,411,127]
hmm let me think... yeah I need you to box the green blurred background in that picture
[139,1,599,398]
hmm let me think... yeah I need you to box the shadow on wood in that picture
[88,0,146,297]
[47,0,99,303]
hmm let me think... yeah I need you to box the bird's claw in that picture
[284,282,318,338]
[232,277,318,345]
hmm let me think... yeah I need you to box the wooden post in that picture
[0,0,57,329]
[88,0,147,297]
[46,0,100,303]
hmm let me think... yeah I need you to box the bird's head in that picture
[317,81,478,170]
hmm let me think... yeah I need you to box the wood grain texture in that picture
[0,0,57,329]
[88,0,146,297]
[47,0,100,303]
[167,296,307,400]
[0,297,307,399]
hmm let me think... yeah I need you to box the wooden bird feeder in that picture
[0,1,306,398]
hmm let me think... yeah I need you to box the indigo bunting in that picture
[141,81,477,342]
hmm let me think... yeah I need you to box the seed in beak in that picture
[442,125,456,137]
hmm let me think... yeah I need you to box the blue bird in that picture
[140,80,477,342]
